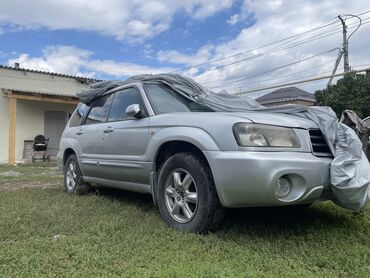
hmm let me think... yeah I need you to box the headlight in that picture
[233,123,300,148]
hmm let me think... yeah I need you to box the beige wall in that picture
[15,100,76,162]
[0,68,89,95]
[0,68,90,163]
[0,96,76,163]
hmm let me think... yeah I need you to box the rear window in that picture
[69,104,89,127]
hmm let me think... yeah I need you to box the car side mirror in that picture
[126,104,142,118]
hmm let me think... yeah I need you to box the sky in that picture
[0,0,369,98]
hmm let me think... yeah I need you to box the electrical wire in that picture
[202,17,370,79]
[168,18,339,73]
[223,58,338,89]
[170,11,369,74]
[199,19,370,88]
[235,65,370,95]
[208,48,339,89]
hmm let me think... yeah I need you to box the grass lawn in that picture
[0,163,369,277]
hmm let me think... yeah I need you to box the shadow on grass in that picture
[92,186,355,238]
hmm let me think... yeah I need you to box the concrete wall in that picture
[0,68,89,95]
[0,67,90,163]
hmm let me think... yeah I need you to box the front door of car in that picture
[99,87,150,185]
[78,93,114,178]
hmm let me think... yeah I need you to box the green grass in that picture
[0,164,369,277]
[0,162,62,183]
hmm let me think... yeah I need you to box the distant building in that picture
[0,64,99,164]
[255,86,316,106]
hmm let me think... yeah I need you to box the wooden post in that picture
[8,96,17,165]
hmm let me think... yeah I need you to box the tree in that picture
[315,72,370,118]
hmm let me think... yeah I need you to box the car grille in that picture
[309,129,332,157]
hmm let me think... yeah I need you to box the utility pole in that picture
[327,14,355,86]
[327,50,343,86]
[338,15,350,72]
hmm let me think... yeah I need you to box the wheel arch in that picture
[152,140,217,207]
[63,148,76,167]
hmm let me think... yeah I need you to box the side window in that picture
[69,103,88,127]
[108,88,145,122]
[85,94,114,125]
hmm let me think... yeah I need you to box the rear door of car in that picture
[99,86,150,185]
[77,93,114,178]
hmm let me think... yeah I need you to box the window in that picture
[69,103,89,127]
[85,94,114,125]
[144,84,211,114]
[108,88,145,122]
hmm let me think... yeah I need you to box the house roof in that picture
[255,86,316,105]
[0,64,102,83]
[2,88,79,98]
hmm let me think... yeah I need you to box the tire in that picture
[64,154,90,195]
[156,152,225,233]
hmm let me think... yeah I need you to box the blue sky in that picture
[0,0,369,95]
[0,1,251,78]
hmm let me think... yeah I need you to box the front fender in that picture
[146,126,220,162]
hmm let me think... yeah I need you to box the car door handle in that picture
[103,127,114,133]
[76,130,83,135]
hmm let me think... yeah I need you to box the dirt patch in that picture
[0,180,63,191]
[1,170,22,177]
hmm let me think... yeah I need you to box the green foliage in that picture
[1,164,370,277]
[315,72,370,118]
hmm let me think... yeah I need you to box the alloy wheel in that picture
[164,168,198,223]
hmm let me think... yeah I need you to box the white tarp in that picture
[77,74,370,210]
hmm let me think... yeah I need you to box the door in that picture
[99,87,150,184]
[44,110,68,156]
[77,93,114,178]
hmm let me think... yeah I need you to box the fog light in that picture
[275,176,292,198]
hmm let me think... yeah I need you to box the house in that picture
[255,86,316,106]
[0,64,100,164]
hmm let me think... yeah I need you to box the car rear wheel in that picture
[64,154,90,195]
[157,152,225,233]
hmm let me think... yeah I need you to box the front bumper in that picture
[204,151,333,208]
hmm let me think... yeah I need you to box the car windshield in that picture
[144,83,212,114]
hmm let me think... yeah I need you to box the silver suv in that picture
[58,81,333,233]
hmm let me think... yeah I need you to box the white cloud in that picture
[4,0,369,96]
[157,45,215,66]
[226,14,240,26]
[8,45,174,78]
[0,0,233,43]
[161,0,370,94]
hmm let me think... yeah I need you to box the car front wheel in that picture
[157,152,225,233]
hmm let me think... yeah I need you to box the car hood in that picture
[219,112,319,129]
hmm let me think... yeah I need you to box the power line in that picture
[209,48,339,89]
[200,18,370,88]
[230,62,367,94]
[225,58,338,89]
[235,67,370,95]
[168,18,339,73]
[202,17,370,82]
[170,11,369,74]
